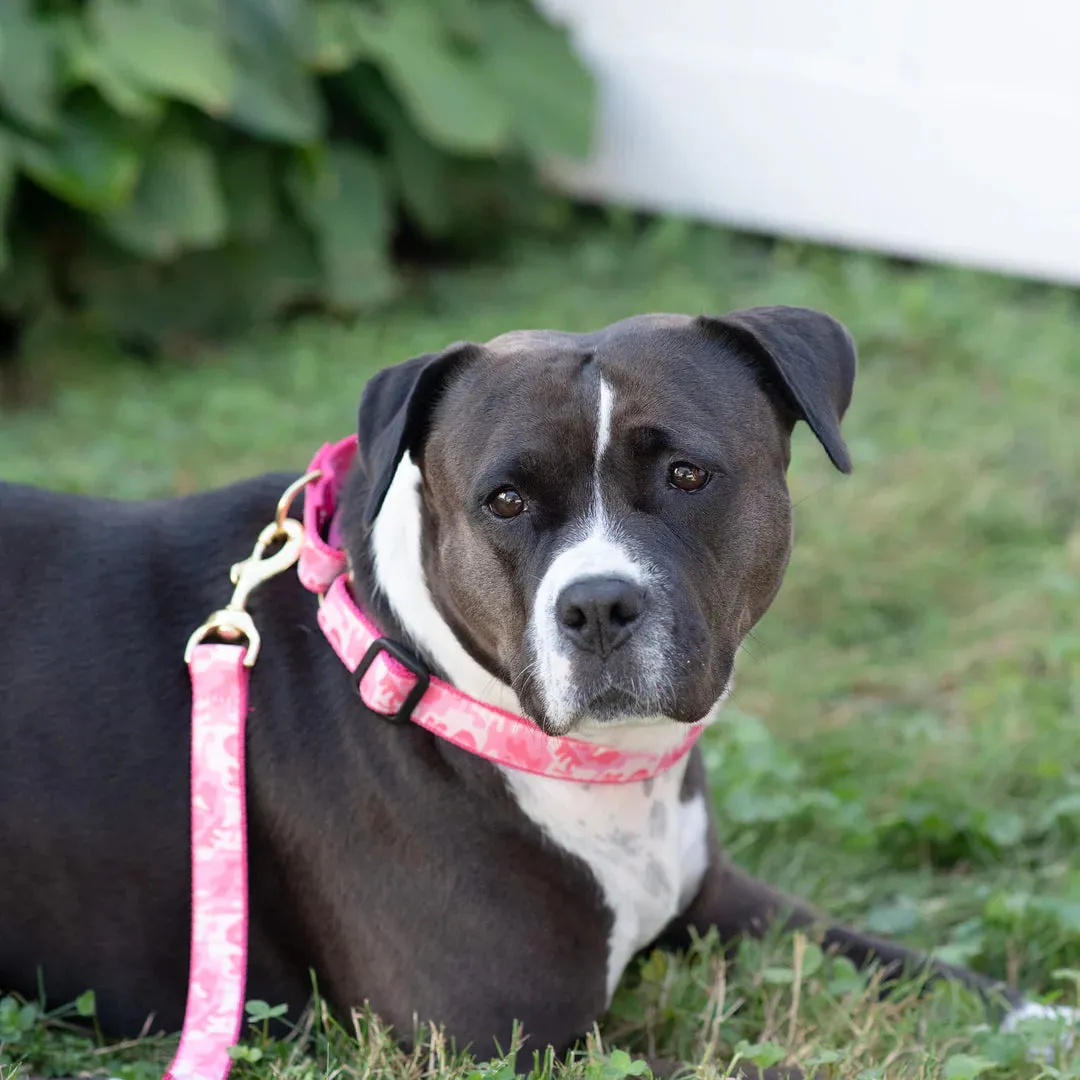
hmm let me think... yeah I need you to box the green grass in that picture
[2,218,1079,1079]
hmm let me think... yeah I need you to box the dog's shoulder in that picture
[0,471,301,547]
[0,471,306,636]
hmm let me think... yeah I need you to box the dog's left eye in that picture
[668,462,710,492]
[487,487,526,519]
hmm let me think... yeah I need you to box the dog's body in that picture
[0,309,1051,1074]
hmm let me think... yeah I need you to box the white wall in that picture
[538,0,1080,285]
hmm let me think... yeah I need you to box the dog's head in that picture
[349,308,856,736]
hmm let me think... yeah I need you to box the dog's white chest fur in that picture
[499,757,710,1002]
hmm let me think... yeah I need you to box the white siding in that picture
[539,0,1080,284]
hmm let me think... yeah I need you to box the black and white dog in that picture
[0,307,1067,1077]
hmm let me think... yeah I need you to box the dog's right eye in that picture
[668,461,710,492]
[487,487,526,519]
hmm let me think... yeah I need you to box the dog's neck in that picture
[360,455,714,755]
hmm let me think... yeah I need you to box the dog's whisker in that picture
[791,482,833,510]
[737,640,760,664]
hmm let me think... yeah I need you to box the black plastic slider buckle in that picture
[353,637,431,724]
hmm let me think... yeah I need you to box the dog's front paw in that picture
[1001,1001,1080,1062]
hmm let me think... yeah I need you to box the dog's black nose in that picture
[556,576,646,656]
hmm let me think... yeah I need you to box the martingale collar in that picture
[297,436,703,785]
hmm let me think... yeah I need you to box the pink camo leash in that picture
[164,645,249,1080]
[168,438,702,1080]
[168,473,318,1080]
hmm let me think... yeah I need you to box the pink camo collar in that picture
[297,437,702,784]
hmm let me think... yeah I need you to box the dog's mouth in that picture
[512,634,735,736]
[514,669,682,736]
[575,686,662,723]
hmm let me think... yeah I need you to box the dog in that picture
[0,307,1066,1078]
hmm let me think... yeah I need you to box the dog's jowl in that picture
[0,306,1065,1076]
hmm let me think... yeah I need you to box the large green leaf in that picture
[340,64,455,239]
[436,0,488,45]
[16,93,144,212]
[224,0,324,143]
[219,144,278,241]
[476,0,595,160]
[0,131,14,271]
[0,220,51,316]
[102,129,228,258]
[88,0,233,117]
[0,0,59,132]
[309,0,371,74]
[287,143,395,312]
[56,15,162,121]
[72,221,321,345]
[387,114,456,239]
[351,2,510,154]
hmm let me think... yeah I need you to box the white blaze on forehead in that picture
[595,377,614,468]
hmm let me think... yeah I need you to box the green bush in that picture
[0,0,595,349]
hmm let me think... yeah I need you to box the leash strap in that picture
[165,645,250,1080]
[169,471,315,1080]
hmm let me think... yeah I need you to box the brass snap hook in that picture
[184,470,322,667]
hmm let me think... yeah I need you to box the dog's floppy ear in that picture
[697,305,857,473]
[357,341,483,525]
